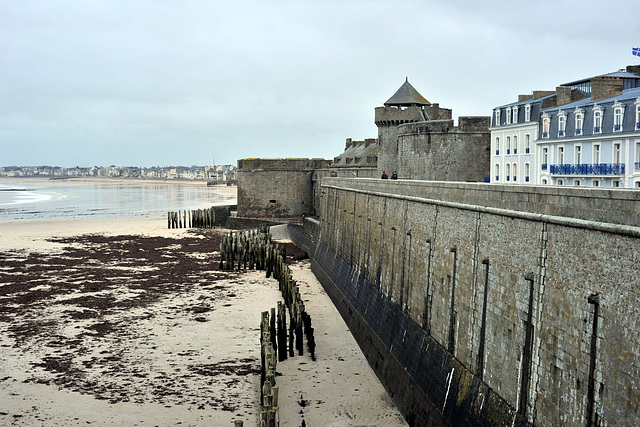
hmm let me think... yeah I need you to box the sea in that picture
[0,178,235,222]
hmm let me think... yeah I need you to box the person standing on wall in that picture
[381,171,389,179]
[391,171,398,180]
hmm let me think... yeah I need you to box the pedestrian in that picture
[391,171,398,180]
[381,171,388,179]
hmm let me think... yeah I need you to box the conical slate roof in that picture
[384,78,431,107]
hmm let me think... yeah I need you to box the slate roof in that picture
[384,78,431,106]
[562,69,640,86]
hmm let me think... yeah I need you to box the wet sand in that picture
[0,217,406,426]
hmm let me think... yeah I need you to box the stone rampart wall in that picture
[302,178,639,426]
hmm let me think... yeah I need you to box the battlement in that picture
[238,158,330,172]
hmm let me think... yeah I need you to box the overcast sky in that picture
[1,0,639,167]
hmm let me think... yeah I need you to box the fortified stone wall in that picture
[236,158,330,218]
[396,117,491,182]
[297,178,639,426]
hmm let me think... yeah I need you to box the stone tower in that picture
[374,78,452,175]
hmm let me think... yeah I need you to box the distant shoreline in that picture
[0,176,226,186]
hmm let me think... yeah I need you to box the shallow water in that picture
[0,179,234,221]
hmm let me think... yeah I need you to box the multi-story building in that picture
[491,65,640,188]
[491,91,556,184]
[539,86,640,188]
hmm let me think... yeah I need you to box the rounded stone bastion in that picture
[237,158,330,219]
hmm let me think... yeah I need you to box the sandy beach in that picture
[0,212,406,426]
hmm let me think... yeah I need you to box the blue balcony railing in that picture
[614,124,622,132]
[575,128,582,135]
[549,163,625,175]
[507,176,510,181]
[558,130,564,137]
[635,162,640,169]
[541,163,548,170]
[525,148,530,154]
[495,175,499,181]
[542,132,549,138]
[507,149,510,154]
[636,123,640,130]
[514,148,518,154]
[495,150,499,155]
[593,126,601,133]
[525,176,530,182]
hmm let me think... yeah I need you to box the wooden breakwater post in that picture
[260,310,279,426]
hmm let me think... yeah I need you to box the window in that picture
[542,147,548,169]
[506,163,511,181]
[512,106,519,124]
[575,108,584,135]
[635,97,640,130]
[613,101,625,132]
[506,107,511,124]
[575,145,582,165]
[558,146,565,165]
[525,134,530,153]
[506,136,511,154]
[542,114,550,138]
[636,142,640,168]
[495,109,501,126]
[557,179,564,186]
[525,104,531,122]
[613,180,620,188]
[524,163,530,182]
[542,178,548,185]
[574,180,581,186]
[513,135,518,154]
[593,105,602,134]
[614,143,621,164]
[636,181,640,188]
[495,137,500,155]
[495,163,500,182]
[558,112,566,137]
[593,180,599,187]
[513,163,518,182]
[593,144,601,164]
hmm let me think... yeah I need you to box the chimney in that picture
[556,86,572,106]
[533,90,555,99]
[591,77,623,102]
[626,65,640,74]
[518,94,532,102]
[345,138,353,149]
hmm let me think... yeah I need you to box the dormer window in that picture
[593,104,602,134]
[542,113,550,138]
[506,107,511,125]
[495,109,501,126]
[613,101,625,132]
[635,97,640,130]
[575,107,584,135]
[558,112,566,137]
[512,106,519,124]
[525,104,531,122]
[334,157,341,163]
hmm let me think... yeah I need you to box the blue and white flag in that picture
[633,47,640,56]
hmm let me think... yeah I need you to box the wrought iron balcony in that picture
[507,149,510,154]
[558,130,565,137]
[548,163,625,175]
[614,124,622,132]
[525,148,530,154]
[575,128,582,135]
[495,150,499,155]
[514,148,518,154]
[541,163,548,171]
[593,126,601,134]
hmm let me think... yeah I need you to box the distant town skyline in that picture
[2,1,639,167]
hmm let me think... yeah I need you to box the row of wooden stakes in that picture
[219,226,317,426]
[167,207,218,229]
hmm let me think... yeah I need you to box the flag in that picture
[633,47,640,56]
